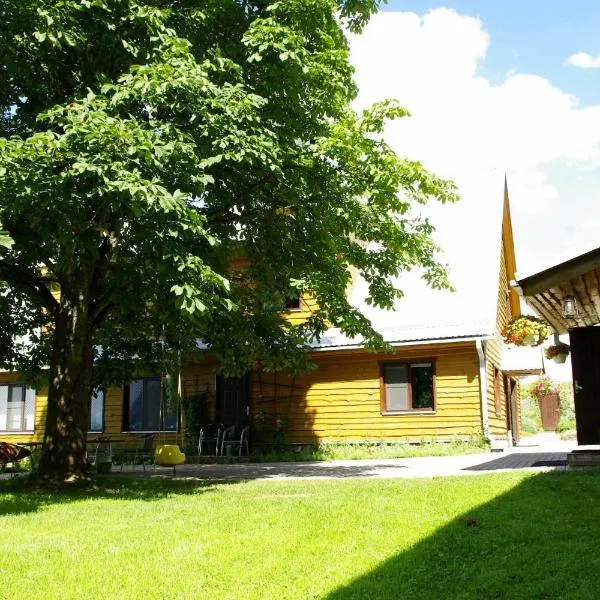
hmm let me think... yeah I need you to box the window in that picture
[89,388,104,433]
[284,295,301,310]
[123,377,177,432]
[494,367,502,416]
[0,385,35,432]
[381,362,435,413]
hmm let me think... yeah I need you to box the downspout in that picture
[476,339,491,441]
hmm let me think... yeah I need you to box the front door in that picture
[216,375,249,425]
[569,326,600,445]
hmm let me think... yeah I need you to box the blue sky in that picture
[350,2,600,281]
[385,0,600,103]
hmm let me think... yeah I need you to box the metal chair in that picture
[90,436,112,473]
[221,423,250,457]
[119,433,155,471]
[198,423,224,456]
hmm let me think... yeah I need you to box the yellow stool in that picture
[155,444,186,475]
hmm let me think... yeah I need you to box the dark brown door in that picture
[569,326,600,445]
[217,375,249,425]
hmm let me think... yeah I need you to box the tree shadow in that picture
[325,471,600,599]
[0,474,238,518]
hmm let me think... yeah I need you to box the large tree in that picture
[0,0,457,481]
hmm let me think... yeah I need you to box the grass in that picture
[2,470,600,599]
[252,437,489,462]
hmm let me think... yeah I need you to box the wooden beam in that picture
[518,247,600,296]
[571,275,598,326]
[528,294,565,333]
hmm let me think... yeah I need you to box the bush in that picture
[556,416,576,434]
[520,397,542,435]
[183,392,209,454]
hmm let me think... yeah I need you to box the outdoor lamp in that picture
[561,295,578,319]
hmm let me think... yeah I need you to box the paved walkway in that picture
[129,433,578,481]
[0,433,578,482]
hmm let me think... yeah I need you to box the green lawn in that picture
[1,471,600,599]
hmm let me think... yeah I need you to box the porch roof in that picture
[512,246,600,334]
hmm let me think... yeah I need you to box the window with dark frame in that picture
[89,388,104,433]
[284,294,301,310]
[123,377,178,432]
[381,362,435,413]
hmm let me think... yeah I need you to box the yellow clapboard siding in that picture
[2,340,487,446]
[250,343,483,442]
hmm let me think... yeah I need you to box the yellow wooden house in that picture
[1,172,541,451]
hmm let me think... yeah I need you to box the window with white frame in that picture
[89,388,104,433]
[0,385,36,432]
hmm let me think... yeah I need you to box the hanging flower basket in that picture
[502,315,549,347]
[544,343,570,364]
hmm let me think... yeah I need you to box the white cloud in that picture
[348,9,600,274]
[564,52,600,69]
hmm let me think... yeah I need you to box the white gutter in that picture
[310,334,495,353]
[475,339,490,441]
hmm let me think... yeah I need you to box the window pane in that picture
[7,386,24,430]
[411,364,434,409]
[90,389,104,432]
[143,379,161,431]
[384,364,407,384]
[386,384,409,411]
[384,365,409,411]
[128,380,144,431]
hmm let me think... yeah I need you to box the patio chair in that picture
[220,423,250,457]
[90,436,112,473]
[198,423,224,456]
[119,433,155,471]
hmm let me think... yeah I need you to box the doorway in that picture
[216,375,249,425]
[569,326,600,445]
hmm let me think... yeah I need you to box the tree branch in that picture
[0,260,59,312]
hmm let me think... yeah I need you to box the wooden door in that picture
[569,326,600,445]
[217,375,249,425]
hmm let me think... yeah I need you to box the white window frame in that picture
[0,384,36,432]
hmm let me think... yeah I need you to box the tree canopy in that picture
[0,0,457,479]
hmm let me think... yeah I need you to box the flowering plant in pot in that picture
[529,375,559,400]
[502,315,549,346]
[544,342,570,364]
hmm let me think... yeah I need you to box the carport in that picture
[512,246,600,448]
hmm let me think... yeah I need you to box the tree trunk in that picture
[38,287,95,482]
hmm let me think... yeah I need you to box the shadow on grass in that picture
[0,474,238,518]
[325,471,600,600]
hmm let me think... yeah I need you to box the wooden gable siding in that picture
[486,239,509,439]
[0,373,46,444]
[484,187,522,441]
[250,342,482,443]
[283,293,319,326]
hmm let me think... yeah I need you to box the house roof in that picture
[312,169,510,349]
[513,245,600,333]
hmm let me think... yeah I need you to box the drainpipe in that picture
[476,340,491,442]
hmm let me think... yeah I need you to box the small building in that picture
[513,245,600,446]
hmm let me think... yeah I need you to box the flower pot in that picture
[552,353,568,364]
